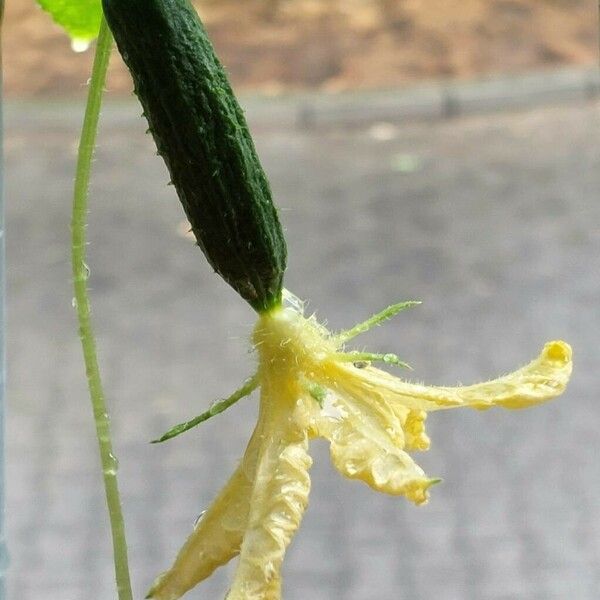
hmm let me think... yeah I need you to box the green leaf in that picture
[37,0,102,45]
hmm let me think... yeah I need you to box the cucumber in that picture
[102,0,286,313]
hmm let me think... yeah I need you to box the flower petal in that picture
[316,393,436,505]
[403,410,430,451]
[147,429,262,600]
[326,341,572,412]
[227,383,312,600]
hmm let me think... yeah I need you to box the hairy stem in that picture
[152,374,259,443]
[336,301,421,344]
[71,18,133,600]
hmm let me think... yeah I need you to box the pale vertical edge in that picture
[71,18,134,600]
[0,0,8,597]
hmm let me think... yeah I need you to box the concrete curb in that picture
[244,66,600,129]
[5,66,600,131]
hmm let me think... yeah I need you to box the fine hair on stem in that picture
[71,16,134,600]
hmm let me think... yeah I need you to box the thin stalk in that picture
[71,18,133,600]
[335,301,422,344]
[151,374,260,443]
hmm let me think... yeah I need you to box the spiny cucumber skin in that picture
[102,0,286,313]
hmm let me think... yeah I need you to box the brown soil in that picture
[3,0,598,97]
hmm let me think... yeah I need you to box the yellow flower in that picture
[147,294,572,600]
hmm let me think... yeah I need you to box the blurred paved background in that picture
[4,95,600,599]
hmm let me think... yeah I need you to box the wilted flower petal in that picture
[147,431,262,600]
[227,377,312,600]
[316,393,436,505]
[324,341,571,412]
[148,301,572,600]
[403,410,430,451]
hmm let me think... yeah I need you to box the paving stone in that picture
[4,99,600,599]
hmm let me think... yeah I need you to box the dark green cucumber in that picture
[102,0,286,312]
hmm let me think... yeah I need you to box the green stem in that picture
[71,19,133,600]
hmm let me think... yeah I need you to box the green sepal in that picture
[307,382,327,407]
[151,374,259,443]
[334,351,412,370]
[337,301,422,343]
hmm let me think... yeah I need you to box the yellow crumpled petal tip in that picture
[542,340,572,364]
[404,410,430,451]
[404,477,442,506]
[492,339,572,410]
